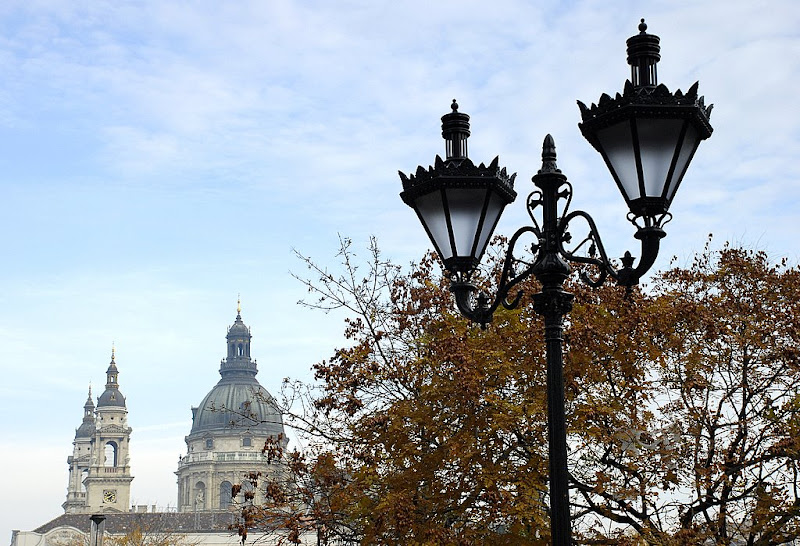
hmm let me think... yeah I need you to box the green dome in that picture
[189,378,284,436]
[188,309,284,438]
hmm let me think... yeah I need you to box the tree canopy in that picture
[236,237,800,545]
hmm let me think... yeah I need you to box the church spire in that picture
[84,385,94,417]
[75,384,96,438]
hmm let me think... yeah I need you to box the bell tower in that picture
[83,348,134,512]
[63,386,96,513]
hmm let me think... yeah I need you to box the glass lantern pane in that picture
[666,123,700,202]
[447,188,490,258]
[415,190,453,260]
[597,121,640,201]
[473,191,505,261]
[636,118,684,198]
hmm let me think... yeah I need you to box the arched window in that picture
[104,442,118,467]
[219,481,232,509]
[238,343,243,356]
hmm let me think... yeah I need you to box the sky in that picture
[1,0,799,540]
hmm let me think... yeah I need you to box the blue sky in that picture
[2,0,799,539]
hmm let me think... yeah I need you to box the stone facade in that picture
[10,305,295,546]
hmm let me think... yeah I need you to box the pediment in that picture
[98,424,127,434]
[45,527,85,546]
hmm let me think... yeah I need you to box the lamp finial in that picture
[626,18,661,88]
[538,134,561,174]
[441,99,470,163]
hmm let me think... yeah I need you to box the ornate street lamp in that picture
[399,20,712,545]
[399,99,518,276]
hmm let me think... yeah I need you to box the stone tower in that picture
[64,349,134,513]
[176,303,286,512]
[63,387,96,513]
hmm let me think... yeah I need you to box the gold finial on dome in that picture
[237,294,241,315]
[111,342,116,362]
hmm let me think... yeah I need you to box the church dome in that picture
[227,316,250,337]
[75,421,95,437]
[97,351,126,408]
[97,389,125,407]
[188,307,284,438]
[190,380,283,436]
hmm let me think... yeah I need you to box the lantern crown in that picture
[441,99,471,163]
[626,18,661,89]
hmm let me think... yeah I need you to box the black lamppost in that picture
[399,21,712,545]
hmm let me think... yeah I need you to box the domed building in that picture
[11,306,305,546]
[175,304,287,512]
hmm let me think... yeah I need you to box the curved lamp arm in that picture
[560,210,666,288]
[449,225,539,328]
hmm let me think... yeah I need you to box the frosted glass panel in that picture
[446,188,487,257]
[415,191,453,260]
[474,191,505,260]
[666,124,700,203]
[637,118,683,198]
[597,121,639,200]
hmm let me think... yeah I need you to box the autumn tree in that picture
[568,244,800,544]
[238,237,800,545]
[235,236,550,544]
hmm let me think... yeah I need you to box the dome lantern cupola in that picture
[84,385,95,418]
[97,346,126,408]
[221,298,256,379]
[106,346,119,386]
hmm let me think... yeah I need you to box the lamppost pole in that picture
[399,21,712,544]
[530,139,575,544]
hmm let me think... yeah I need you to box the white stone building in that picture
[176,306,287,513]
[11,306,306,546]
[62,350,133,515]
